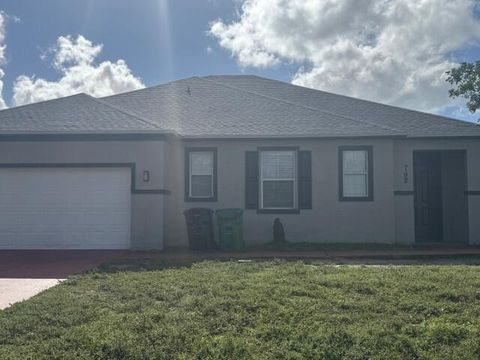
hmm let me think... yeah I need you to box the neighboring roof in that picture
[0,93,162,134]
[0,75,479,138]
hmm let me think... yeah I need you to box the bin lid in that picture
[215,208,244,218]
[184,208,214,216]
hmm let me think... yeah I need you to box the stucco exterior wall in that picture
[0,140,167,249]
[441,151,469,243]
[393,139,480,245]
[1,136,477,249]
[163,139,185,248]
[163,138,396,248]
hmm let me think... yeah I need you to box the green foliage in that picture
[1,260,480,359]
[446,61,480,115]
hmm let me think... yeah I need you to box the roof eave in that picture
[179,134,406,140]
[405,134,480,140]
[0,130,178,141]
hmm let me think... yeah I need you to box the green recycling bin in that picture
[215,208,244,251]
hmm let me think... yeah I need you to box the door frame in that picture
[412,149,469,244]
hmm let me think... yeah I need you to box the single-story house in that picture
[0,75,479,250]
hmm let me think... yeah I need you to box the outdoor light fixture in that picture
[143,170,150,182]
[403,165,408,184]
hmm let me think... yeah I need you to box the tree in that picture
[446,61,480,116]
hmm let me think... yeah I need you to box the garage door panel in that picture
[85,212,110,226]
[112,212,130,226]
[0,194,17,209]
[42,212,68,226]
[0,232,15,247]
[61,212,87,225]
[0,213,19,227]
[0,168,131,249]
[21,213,45,227]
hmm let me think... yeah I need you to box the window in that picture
[260,150,297,209]
[339,146,373,201]
[186,149,217,201]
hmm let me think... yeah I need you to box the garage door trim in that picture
[0,163,170,194]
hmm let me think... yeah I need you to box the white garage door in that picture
[0,167,131,249]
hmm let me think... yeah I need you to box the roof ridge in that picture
[101,76,269,132]
[100,76,201,100]
[200,76,405,134]
[89,95,166,131]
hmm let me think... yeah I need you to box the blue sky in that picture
[0,1,239,99]
[0,0,479,121]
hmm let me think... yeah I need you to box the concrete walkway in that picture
[0,278,63,310]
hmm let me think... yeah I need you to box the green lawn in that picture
[1,260,480,359]
[243,241,416,252]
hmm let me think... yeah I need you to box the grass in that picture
[1,259,480,359]
[242,241,416,252]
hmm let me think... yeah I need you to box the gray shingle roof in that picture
[101,77,401,138]
[204,75,480,138]
[0,93,162,133]
[1,75,478,138]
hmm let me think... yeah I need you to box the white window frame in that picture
[259,150,297,210]
[189,151,214,199]
[342,149,368,198]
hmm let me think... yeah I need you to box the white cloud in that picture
[53,35,102,70]
[0,12,8,109]
[13,35,144,106]
[210,0,480,113]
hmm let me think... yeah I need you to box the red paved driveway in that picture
[0,250,128,279]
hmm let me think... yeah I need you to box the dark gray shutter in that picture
[245,151,259,209]
[298,151,312,209]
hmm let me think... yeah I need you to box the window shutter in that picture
[298,151,312,209]
[245,151,259,209]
